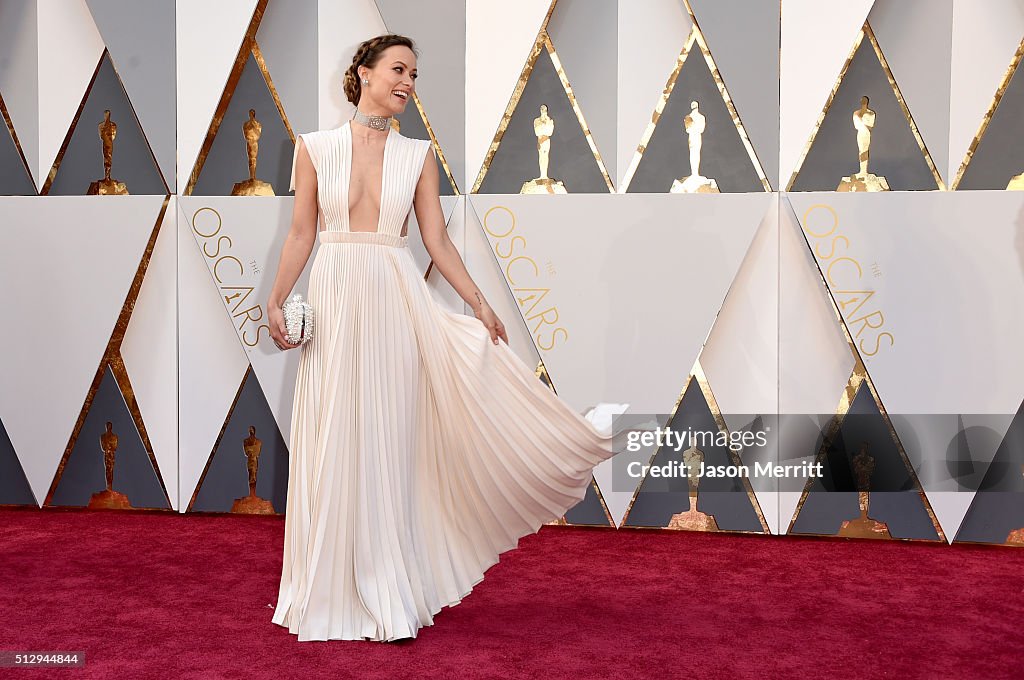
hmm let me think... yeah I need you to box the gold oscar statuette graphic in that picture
[87,110,129,195]
[231,109,275,196]
[231,425,275,514]
[667,446,719,531]
[1005,465,1024,545]
[1007,172,1024,190]
[88,422,133,509]
[670,101,720,194]
[837,96,890,192]
[837,442,892,539]
[520,104,567,194]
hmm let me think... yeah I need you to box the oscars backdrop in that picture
[2,0,1024,548]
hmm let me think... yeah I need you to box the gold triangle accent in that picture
[183,0,297,195]
[471,0,614,194]
[620,4,771,193]
[786,22,946,192]
[950,36,1024,190]
[619,359,771,533]
[44,198,173,508]
[250,39,295,142]
[0,90,36,190]
[411,91,460,195]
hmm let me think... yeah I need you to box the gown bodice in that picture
[289,121,433,242]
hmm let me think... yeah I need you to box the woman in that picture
[266,34,627,642]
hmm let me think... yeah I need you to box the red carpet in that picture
[0,507,1020,679]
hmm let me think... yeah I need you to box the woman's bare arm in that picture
[413,148,507,344]
[267,138,318,349]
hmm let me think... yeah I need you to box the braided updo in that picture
[343,34,418,106]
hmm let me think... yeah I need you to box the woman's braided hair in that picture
[343,34,417,106]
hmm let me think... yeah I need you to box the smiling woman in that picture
[264,33,628,644]
[341,34,418,112]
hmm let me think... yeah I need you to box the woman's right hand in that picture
[269,303,301,352]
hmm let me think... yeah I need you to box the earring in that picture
[362,78,369,86]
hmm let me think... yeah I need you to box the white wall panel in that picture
[121,197,178,509]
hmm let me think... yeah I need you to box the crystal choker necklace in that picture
[352,108,393,132]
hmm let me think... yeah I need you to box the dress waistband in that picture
[318,230,408,248]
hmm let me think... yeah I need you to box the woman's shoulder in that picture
[296,126,344,147]
[394,130,433,160]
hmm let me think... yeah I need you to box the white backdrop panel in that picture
[0,195,166,503]
[36,0,105,186]
[121,197,179,509]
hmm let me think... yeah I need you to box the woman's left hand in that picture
[476,301,508,345]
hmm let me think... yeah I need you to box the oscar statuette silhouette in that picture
[87,110,129,195]
[837,96,890,192]
[837,442,893,539]
[520,104,567,194]
[667,446,719,531]
[88,422,133,509]
[670,101,719,193]
[231,109,275,196]
[231,425,275,514]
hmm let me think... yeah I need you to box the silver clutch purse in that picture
[281,293,315,345]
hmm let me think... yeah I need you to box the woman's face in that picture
[359,45,417,115]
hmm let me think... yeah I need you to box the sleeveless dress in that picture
[271,121,624,642]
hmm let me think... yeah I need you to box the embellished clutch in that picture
[281,293,315,345]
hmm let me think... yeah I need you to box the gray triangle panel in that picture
[563,480,613,527]
[790,36,937,191]
[49,365,169,509]
[0,418,36,505]
[627,44,764,193]
[954,400,1024,544]
[191,367,289,513]
[789,383,940,540]
[0,98,35,195]
[622,378,765,531]
[191,53,293,196]
[47,52,167,195]
[477,48,608,194]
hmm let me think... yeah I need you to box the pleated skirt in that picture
[271,234,616,642]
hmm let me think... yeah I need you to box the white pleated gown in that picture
[271,121,621,642]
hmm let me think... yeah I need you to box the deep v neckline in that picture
[345,120,393,234]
